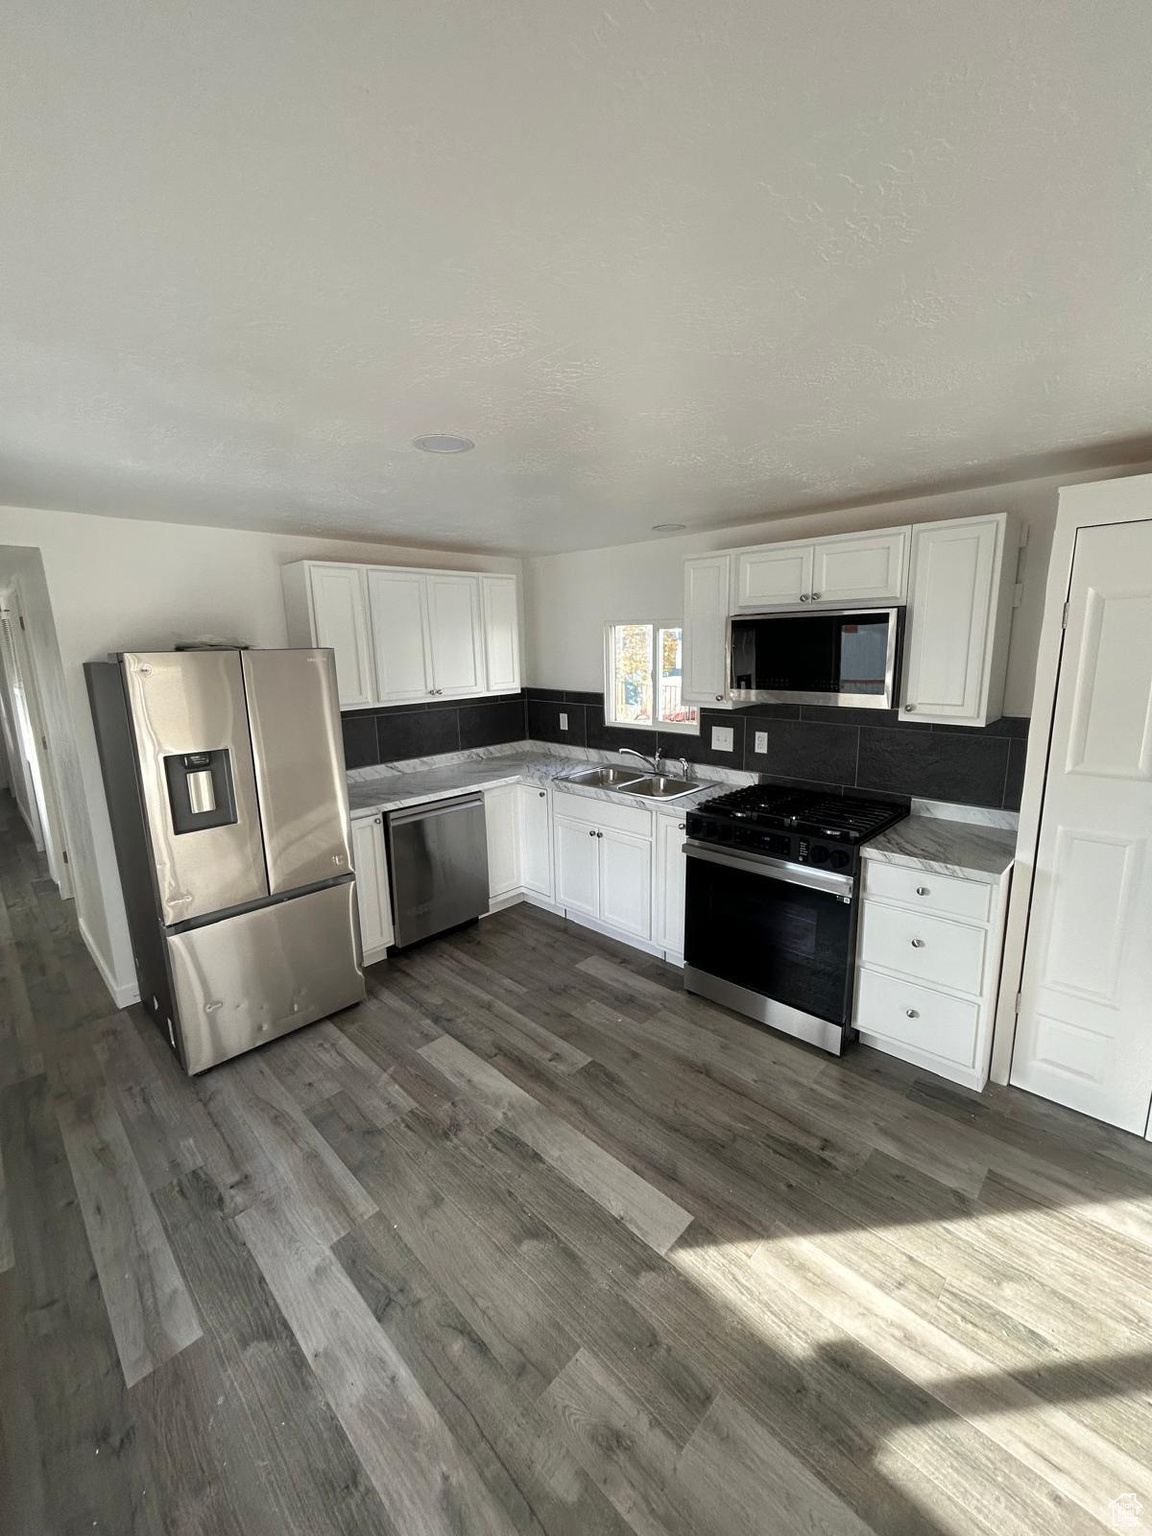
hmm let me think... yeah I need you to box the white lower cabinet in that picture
[553,812,601,917]
[516,784,553,899]
[654,810,688,959]
[598,830,651,940]
[854,856,1010,1088]
[552,790,653,943]
[484,784,521,899]
[351,814,393,963]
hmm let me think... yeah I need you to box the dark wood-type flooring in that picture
[2,792,1151,1535]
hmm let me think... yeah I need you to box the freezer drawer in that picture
[166,879,364,1073]
[242,648,353,893]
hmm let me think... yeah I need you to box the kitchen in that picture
[3,3,1152,1533]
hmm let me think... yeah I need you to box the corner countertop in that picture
[346,753,723,820]
[862,816,1017,880]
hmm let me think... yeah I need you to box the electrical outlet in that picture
[559,711,568,731]
[710,725,734,753]
[754,730,768,755]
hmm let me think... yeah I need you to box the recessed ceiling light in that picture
[652,522,686,532]
[413,434,475,454]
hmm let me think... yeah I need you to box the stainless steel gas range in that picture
[682,786,908,1054]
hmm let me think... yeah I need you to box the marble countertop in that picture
[347,753,723,819]
[862,815,1017,879]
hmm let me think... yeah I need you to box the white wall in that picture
[0,503,520,1003]
[523,467,1152,717]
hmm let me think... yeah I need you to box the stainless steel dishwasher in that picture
[385,793,490,947]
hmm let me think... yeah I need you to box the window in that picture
[604,623,699,733]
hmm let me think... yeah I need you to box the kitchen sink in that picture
[618,775,698,799]
[563,766,645,788]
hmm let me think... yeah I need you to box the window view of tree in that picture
[607,623,698,732]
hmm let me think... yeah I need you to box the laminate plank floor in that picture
[2,793,1151,1535]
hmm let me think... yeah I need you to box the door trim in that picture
[991,475,1152,1088]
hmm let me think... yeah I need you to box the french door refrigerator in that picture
[86,647,365,1073]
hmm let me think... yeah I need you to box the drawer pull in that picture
[905,1008,919,1019]
[916,886,929,896]
[911,938,925,948]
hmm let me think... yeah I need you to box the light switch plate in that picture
[754,730,768,755]
[711,725,734,753]
[559,711,569,731]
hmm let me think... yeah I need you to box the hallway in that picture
[3,791,1152,1535]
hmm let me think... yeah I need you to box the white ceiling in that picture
[3,2,1152,555]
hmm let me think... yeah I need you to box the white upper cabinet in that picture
[810,528,909,606]
[481,575,522,694]
[366,569,432,702]
[682,554,733,707]
[425,574,486,696]
[283,561,522,710]
[283,564,375,708]
[901,515,1016,726]
[734,544,813,608]
[733,528,908,611]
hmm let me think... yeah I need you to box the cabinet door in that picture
[598,828,652,940]
[366,570,432,702]
[480,576,521,694]
[516,784,553,898]
[683,554,732,705]
[485,784,521,898]
[902,518,1003,725]
[351,815,393,958]
[654,813,688,954]
[734,544,813,609]
[811,528,909,605]
[426,574,486,696]
[308,566,375,707]
[554,816,599,916]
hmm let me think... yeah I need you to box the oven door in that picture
[683,842,856,1031]
[728,607,901,708]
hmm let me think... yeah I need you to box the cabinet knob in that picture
[905,1008,919,1019]
[715,694,723,702]
[678,822,686,830]
[374,815,382,824]
[904,704,916,713]
[911,938,925,948]
[799,593,810,603]
[916,886,929,896]
[539,790,546,798]
[596,831,603,839]
[811,592,821,601]
[588,829,596,837]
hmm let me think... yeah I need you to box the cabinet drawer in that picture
[855,968,980,1068]
[859,902,986,995]
[862,861,991,924]
[551,789,651,838]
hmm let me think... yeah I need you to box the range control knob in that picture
[808,844,830,865]
[828,849,852,870]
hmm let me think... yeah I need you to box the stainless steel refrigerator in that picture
[86,647,365,1073]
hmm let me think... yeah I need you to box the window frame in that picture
[602,620,700,736]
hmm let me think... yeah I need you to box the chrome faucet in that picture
[619,745,665,775]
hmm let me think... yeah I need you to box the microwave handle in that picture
[684,841,854,899]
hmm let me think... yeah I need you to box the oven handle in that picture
[683,840,855,899]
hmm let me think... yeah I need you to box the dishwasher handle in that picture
[387,793,485,828]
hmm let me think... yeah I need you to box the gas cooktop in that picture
[685,785,907,871]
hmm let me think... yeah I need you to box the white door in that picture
[733,544,813,609]
[367,570,432,702]
[426,575,486,696]
[308,565,376,707]
[1010,518,1152,1134]
[654,813,688,955]
[554,816,599,916]
[480,576,521,694]
[351,814,393,959]
[517,785,553,898]
[901,517,1002,725]
[810,528,909,606]
[682,554,732,705]
[485,784,521,898]
[598,827,652,940]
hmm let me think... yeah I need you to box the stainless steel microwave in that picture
[728,606,903,709]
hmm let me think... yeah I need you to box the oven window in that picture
[683,855,855,1024]
[730,611,893,697]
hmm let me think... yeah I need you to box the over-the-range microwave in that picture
[728,606,904,710]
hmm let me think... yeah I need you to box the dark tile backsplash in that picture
[347,686,1027,812]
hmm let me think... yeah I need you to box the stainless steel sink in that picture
[564,766,645,788]
[618,775,698,800]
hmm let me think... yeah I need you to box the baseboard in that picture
[856,1031,987,1091]
[555,908,665,959]
[78,918,140,1010]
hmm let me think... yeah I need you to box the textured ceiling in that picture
[3,1,1152,554]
